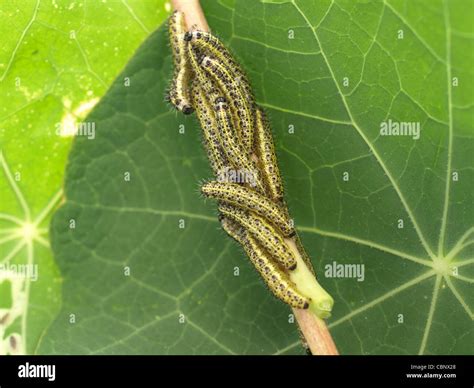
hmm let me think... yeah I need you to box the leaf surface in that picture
[40,0,473,354]
[0,0,168,354]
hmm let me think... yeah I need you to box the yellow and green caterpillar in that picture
[220,216,309,309]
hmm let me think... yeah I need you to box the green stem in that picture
[286,238,334,319]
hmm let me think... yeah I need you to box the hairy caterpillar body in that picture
[184,30,255,107]
[254,108,284,201]
[219,215,244,243]
[201,55,255,152]
[168,11,193,114]
[191,83,228,176]
[186,42,220,100]
[246,233,309,309]
[218,204,297,270]
[201,181,294,237]
[220,217,309,309]
[214,98,265,193]
[168,67,194,114]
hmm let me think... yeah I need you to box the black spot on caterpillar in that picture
[201,55,255,152]
[167,11,193,114]
[214,98,265,193]
[220,217,309,309]
[255,108,284,201]
[201,181,294,236]
[218,204,297,270]
[191,82,228,176]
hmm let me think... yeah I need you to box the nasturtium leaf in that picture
[40,0,472,354]
[0,0,168,354]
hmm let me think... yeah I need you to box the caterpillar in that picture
[191,82,228,176]
[246,233,309,309]
[255,108,284,201]
[219,215,245,242]
[201,181,295,237]
[168,68,194,115]
[220,216,309,309]
[167,11,193,114]
[186,41,220,99]
[218,203,297,270]
[184,30,255,108]
[201,55,255,152]
[214,98,266,193]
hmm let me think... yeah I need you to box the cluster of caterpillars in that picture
[167,11,311,310]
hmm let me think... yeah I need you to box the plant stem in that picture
[287,238,338,355]
[171,0,209,31]
[293,308,339,355]
[171,0,339,356]
[286,238,334,319]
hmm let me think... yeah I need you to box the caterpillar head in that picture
[182,105,194,115]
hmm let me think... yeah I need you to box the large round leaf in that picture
[39,0,472,354]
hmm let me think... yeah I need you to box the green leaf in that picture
[40,0,472,354]
[0,0,168,354]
